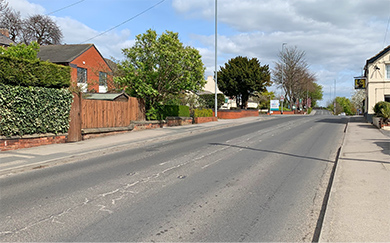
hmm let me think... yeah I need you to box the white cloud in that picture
[7,0,45,16]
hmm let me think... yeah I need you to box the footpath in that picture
[319,116,390,242]
[0,115,389,241]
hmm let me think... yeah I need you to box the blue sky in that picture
[7,0,390,106]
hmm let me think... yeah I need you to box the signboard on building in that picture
[354,77,366,89]
[270,100,280,111]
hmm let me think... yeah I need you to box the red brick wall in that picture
[0,135,67,151]
[70,46,113,92]
[194,117,218,124]
[213,110,259,119]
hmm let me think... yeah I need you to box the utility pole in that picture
[333,79,337,115]
[281,43,287,114]
[214,0,218,118]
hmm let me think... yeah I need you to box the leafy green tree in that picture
[309,83,323,107]
[329,97,355,115]
[0,41,39,60]
[217,56,271,109]
[116,29,206,120]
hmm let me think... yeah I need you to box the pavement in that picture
[1,114,389,241]
[319,116,390,242]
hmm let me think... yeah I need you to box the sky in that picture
[6,0,390,106]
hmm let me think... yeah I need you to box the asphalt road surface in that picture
[0,111,347,241]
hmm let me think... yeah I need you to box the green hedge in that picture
[193,108,213,118]
[0,56,71,88]
[161,105,190,119]
[0,84,73,137]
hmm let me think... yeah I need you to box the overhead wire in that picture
[47,0,85,15]
[81,0,166,44]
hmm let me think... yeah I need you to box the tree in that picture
[116,29,206,120]
[0,8,23,42]
[273,46,318,109]
[22,14,63,45]
[217,56,271,109]
[251,90,275,109]
[0,1,62,45]
[329,97,355,115]
[309,83,323,107]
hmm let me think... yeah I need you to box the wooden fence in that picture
[81,98,143,129]
[67,93,145,142]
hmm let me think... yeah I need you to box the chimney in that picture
[0,29,10,38]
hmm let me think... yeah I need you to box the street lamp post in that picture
[214,0,218,117]
[281,43,287,114]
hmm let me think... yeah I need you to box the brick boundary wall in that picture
[0,134,67,151]
[213,110,259,119]
[194,117,218,124]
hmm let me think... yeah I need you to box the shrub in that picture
[374,101,390,123]
[161,105,190,119]
[193,109,213,118]
[0,83,73,137]
[0,56,71,88]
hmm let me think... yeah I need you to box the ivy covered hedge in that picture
[0,84,73,137]
[0,56,71,88]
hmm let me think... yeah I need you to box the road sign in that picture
[280,95,284,102]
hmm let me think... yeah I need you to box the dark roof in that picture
[0,33,15,46]
[366,45,390,65]
[37,44,94,63]
[83,93,129,101]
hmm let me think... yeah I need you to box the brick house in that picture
[37,44,113,93]
[0,28,15,47]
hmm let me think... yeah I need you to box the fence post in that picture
[67,92,82,142]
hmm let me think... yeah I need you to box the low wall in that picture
[194,117,218,124]
[166,117,193,126]
[268,111,295,115]
[213,109,258,119]
[0,134,67,151]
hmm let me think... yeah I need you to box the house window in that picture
[386,65,390,79]
[77,67,87,84]
[99,72,107,86]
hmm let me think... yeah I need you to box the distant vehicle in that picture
[339,112,346,116]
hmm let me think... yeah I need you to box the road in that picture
[0,111,346,241]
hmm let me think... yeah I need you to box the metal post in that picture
[214,0,218,117]
[281,43,286,114]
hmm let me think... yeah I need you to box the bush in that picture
[374,101,390,123]
[0,84,73,137]
[161,105,190,119]
[0,56,71,88]
[193,109,213,118]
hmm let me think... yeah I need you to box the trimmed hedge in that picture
[161,105,190,119]
[0,56,71,88]
[0,84,73,137]
[193,108,213,118]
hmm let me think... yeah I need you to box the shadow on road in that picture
[209,143,334,164]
